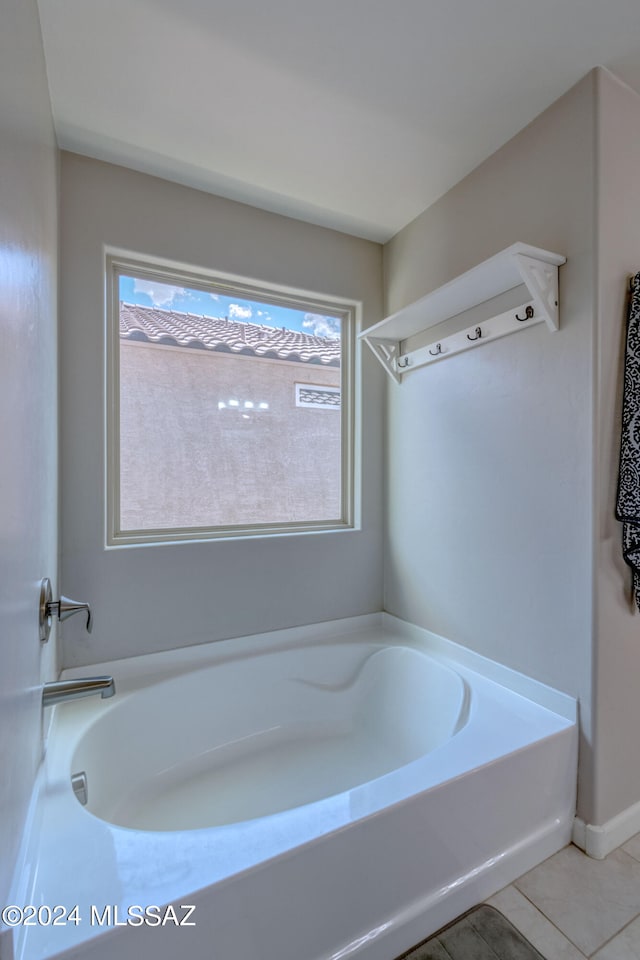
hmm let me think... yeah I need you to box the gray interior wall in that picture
[382,75,597,821]
[593,69,640,825]
[0,0,58,904]
[59,154,384,668]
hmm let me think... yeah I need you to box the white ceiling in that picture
[37,0,640,242]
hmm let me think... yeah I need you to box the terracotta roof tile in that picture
[119,302,340,366]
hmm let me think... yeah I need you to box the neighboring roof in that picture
[119,302,341,366]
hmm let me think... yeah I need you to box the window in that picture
[106,254,356,544]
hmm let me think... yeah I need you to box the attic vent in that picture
[296,384,341,409]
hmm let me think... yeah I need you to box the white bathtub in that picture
[13,613,577,960]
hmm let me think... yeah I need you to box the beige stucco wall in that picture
[119,341,342,529]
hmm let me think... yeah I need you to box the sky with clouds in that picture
[119,275,341,339]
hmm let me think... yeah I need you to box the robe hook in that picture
[467,326,482,341]
[515,306,535,322]
[429,343,443,356]
[397,356,411,369]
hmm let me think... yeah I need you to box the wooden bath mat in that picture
[397,905,545,959]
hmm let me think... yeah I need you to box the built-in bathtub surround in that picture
[13,613,576,960]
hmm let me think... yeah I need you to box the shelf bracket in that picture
[362,335,401,383]
[513,253,559,331]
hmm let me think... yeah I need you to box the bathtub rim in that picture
[56,611,576,723]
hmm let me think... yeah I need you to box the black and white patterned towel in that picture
[616,272,640,610]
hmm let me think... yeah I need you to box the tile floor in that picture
[486,837,640,959]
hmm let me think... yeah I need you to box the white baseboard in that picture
[573,799,640,859]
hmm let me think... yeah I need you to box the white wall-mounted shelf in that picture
[361,243,566,382]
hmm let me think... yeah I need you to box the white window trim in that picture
[105,250,360,546]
